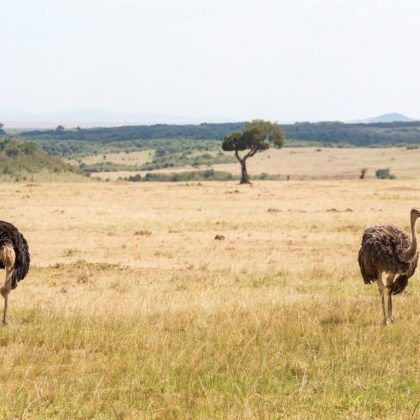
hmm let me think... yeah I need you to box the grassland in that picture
[0,180,419,418]
[91,146,420,181]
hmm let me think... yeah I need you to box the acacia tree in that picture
[222,120,285,184]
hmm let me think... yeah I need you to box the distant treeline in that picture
[17,120,420,146]
[19,123,244,143]
[285,121,420,146]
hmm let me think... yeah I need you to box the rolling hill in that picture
[0,138,86,180]
[354,113,414,124]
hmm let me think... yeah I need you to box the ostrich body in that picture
[0,221,30,325]
[358,208,419,324]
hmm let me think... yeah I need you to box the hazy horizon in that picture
[0,107,416,128]
[2,0,420,122]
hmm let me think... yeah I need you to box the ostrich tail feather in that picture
[0,221,30,289]
[11,235,30,289]
[389,275,409,295]
[358,247,376,284]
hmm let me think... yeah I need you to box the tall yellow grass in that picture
[0,180,418,417]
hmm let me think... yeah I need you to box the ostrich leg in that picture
[386,274,395,323]
[1,267,12,325]
[376,274,387,324]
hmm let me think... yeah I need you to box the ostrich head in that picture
[411,208,420,226]
[411,207,420,218]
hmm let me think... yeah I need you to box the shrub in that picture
[127,174,142,182]
[375,168,396,180]
[23,142,37,155]
[6,146,19,157]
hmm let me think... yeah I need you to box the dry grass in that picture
[92,146,420,181]
[0,180,419,418]
[215,146,420,179]
[0,170,90,183]
[71,150,154,166]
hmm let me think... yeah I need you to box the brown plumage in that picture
[0,221,30,325]
[358,208,419,324]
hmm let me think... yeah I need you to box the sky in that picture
[1,0,420,122]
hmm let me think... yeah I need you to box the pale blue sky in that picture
[1,0,420,121]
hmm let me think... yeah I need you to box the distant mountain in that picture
[0,107,37,122]
[352,113,415,124]
[0,107,236,128]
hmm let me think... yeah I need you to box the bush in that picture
[127,174,142,182]
[23,142,37,155]
[375,168,396,180]
[6,146,19,157]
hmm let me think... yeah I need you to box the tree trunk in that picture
[240,159,250,184]
[234,149,251,185]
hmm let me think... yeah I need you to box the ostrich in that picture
[0,221,30,325]
[358,208,419,324]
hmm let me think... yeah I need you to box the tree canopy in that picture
[222,120,284,154]
[222,120,285,184]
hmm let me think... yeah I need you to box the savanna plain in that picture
[0,179,419,418]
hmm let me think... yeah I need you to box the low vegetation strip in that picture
[123,169,235,182]
[81,151,235,173]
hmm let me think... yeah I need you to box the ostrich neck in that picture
[402,215,418,262]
